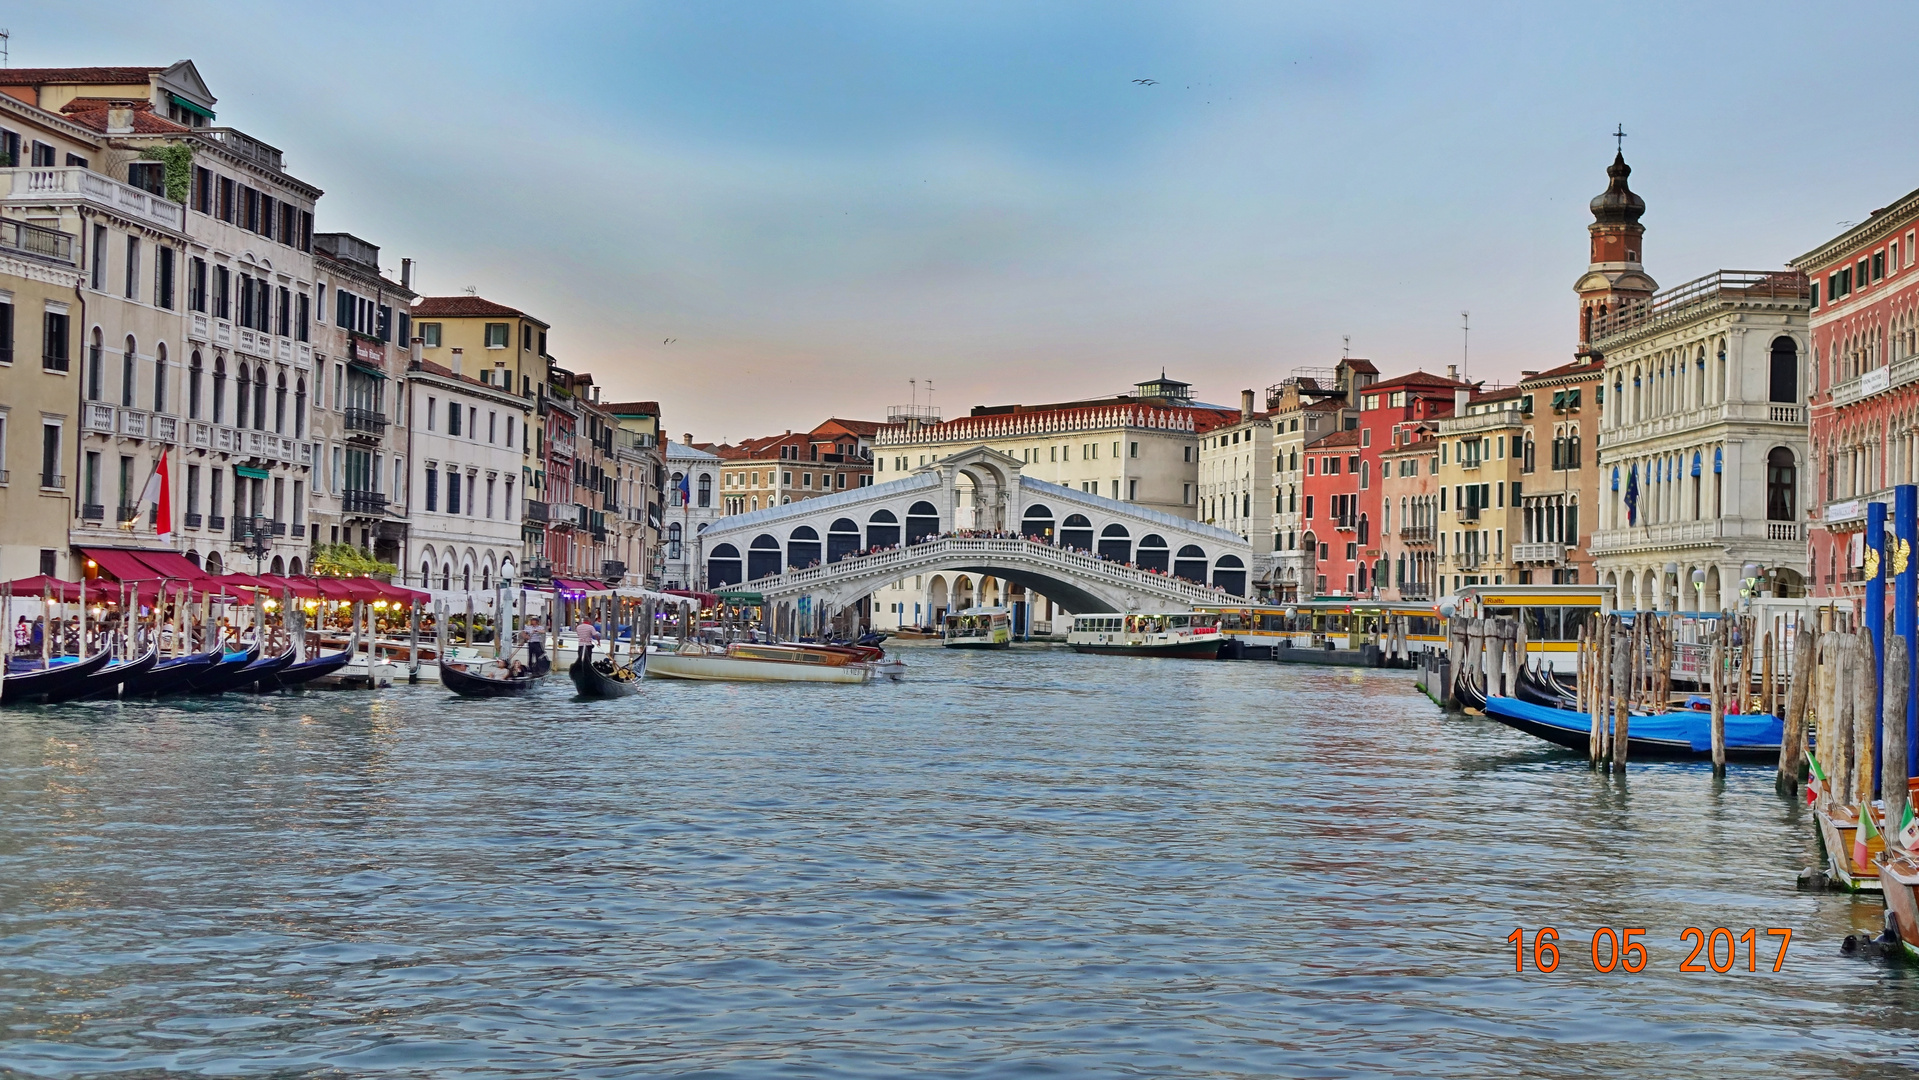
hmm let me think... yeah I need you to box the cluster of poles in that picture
[1448,615,1530,697]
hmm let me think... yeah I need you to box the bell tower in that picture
[1573,142,1658,358]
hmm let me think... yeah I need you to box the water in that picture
[2,645,1917,1078]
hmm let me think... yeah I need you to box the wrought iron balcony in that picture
[602,560,626,581]
[342,489,389,516]
[185,512,204,529]
[344,407,388,440]
[525,499,551,523]
[81,503,104,521]
[209,514,226,531]
[1398,524,1435,544]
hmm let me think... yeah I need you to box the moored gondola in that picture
[570,652,642,698]
[203,647,297,694]
[181,645,261,694]
[1479,694,1782,763]
[124,649,225,698]
[441,660,541,697]
[1515,662,1576,709]
[248,648,356,692]
[56,646,160,703]
[1,650,114,706]
[1453,669,1488,712]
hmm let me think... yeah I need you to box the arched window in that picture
[275,371,288,433]
[235,364,251,428]
[123,335,138,406]
[1020,503,1056,541]
[1136,533,1169,572]
[441,564,452,591]
[154,342,168,414]
[1770,337,1799,403]
[421,560,432,588]
[1766,447,1796,522]
[254,367,269,429]
[1173,544,1209,583]
[708,543,743,587]
[748,534,782,579]
[212,357,227,423]
[188,351,203,419]
[1098,523,1131,563]
[668,522,683,560]
[87,328,104,401]
[905,501,940,544]
[670,472,685,504]
[1058,514,1094,551]
[294,377,307,438]
[697,473,712,507]
[788,525,821,569]
[827,518,860,563]
[867,508,901,548]
[1213,554,1247,596]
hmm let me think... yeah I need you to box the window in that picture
[277,287,291,337]
[188,257,206,312]
[1766,447,1796,522]
[218,176,235,222]
[296,293,309,342]
[485,323,509,348]
[698,474,712,507]
[42,308,70,372]
[447,468,461,514]
[154,345,168,414]
[448,402,462,436]
[90,224,108,291]
[30,140,55,167]
[156,246,175,309]
[522,324,533,351]
[124,236,140,299]
[193,167,213,214]
[41,422,61,489]
[213,266,230,320]
[421,323,442,347]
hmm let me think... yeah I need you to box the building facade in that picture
[0,209,84,581]
[603,400,667,587]
[1433,388,1525,595]
[1512,358,1603,584]
[1197,390,1273,574]
[715,422,878,518]
[402,347,524,592]
[1794,184,1919,600]
[663,438,723,590]
[1376,426,1440,600]
[1265,378,1350,601]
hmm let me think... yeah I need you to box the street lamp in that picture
[243,513,271,574]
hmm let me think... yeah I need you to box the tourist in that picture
[12,616,28,651]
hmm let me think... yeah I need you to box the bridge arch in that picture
[708,543,743,586]
[1214,554,1247,596]
[906,501,941,544]
[868,508,900,549]
[1099,523,1131,563]
[1174,544,1208,583]
[1137,533,1168,572]
[788,525,821,569]
[1022,502,1055,541]
[748,534,781,580]
[828,518,861,563]
[1060,514,1093,551]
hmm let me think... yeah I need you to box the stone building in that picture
[662,438,724,590]
[1433,388,1525,595]
[1512,358,1604,584]
[1197,390,1273,580]
[1376,425,1440,600]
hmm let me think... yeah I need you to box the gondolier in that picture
[575,617,600,664]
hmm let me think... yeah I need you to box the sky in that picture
[18,3,1919,441]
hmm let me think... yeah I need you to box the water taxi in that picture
[645,641,874,683]
[1441,584,1610,674]
[943,606,1011,650]
[1067,612,1221,658]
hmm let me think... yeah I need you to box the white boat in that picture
[1066,612,1223,658]
[645,642,874,684]
[943,606,1011,650]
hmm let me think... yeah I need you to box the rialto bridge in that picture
[697,447,1254,620]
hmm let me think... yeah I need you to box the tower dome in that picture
[1589,151,1645,226]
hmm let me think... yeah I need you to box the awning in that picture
[554,578,610,595]
[348,359,389,380]
[3,575,83,602]
[168,92,215,121]
[662,588,718,607]
[716,590,765,605]
[235,466,270,480]
[82,548,168,584]
[130,550,214,583]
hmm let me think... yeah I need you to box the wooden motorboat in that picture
[123,648,225,698]
[183,646,260,694]
[199,647,298,695]
[1879,846,1919,954]
[1815,801,1884,893]
[0,650,114,706]
[1478,694,1783,763]
[441,660,542,697]
[645,642,874,683]
[571,650,643,698]
[54,646,159,703]
[249,649,357,693]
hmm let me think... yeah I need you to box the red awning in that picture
[554,578,610,595]
[81,547,166,584]
[664,588,718,607]
[3,575,83,602]
[379,583,430,605]
[130,550,214,583]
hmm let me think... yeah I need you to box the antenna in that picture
[909,378,917,410]
[926,379,935,415]
[1461,312,1471,382]
[1342,335,1350,359]
[462,284,477,296]
[0,30,10,68]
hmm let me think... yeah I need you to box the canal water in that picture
[2,645,1917,1078]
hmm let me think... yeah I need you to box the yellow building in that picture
[0,215,84,580]
[1433,387,1525,595]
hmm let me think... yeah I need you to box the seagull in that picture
[1132,78,1157,85]
[663,338,677,344]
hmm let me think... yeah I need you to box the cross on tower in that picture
[1613,124,1627,152]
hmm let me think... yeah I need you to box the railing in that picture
[1457,553,1483,570]
[342,489,389,516]
[1398,524,1435,544]
[115,503,138,525]
[185,512,203,529]
[39,472,62,490]
[602,560,626,581]
[83,403,116,434]
[526,500,551,522]
[1589,518,1806,553]
[208,514,226,531]
[344,407,388,438]
[0,217,76,264]
[3,166,185,231]
[737,536,1234,605]
[1589,269,1810,343]
[1335,514,1356,531]
[1512,542,1566,564]
[81,503,104,520]
[1768,521,1800,541]
[1603,401,1806,448]
[1459,504,1481,522]
[119,409,150,439]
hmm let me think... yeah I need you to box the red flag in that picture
[155,449,172,536]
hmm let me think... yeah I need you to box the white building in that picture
[663,438,723,590]
[401,345,525,593]
[1198,390,1275,581]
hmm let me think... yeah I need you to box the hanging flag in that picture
[123,450,172,535]
[1855,805,1881,871]
[1805,753,1827,806]
[1624,465,1639,526]
[678,472,691,506]
[1901,803,1919,852]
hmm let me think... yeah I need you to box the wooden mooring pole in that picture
[1778,626,1815,794]
[1884,633,1912,830]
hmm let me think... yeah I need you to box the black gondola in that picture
[182,645,261,694]
[1453,670,1488,712]
[124,649,226,698]
[440,660,540,697]
[248,648,356,692]
[1515,663,1576,709]
[200,647,297,695]
[0,650,114,706]
[55,646,160,703]
[570,652,642,698]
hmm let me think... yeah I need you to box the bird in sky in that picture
[1132,78,1157,85]
[663,338,677,344]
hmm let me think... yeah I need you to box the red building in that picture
[1352,371,1470,591]
[1300,428,1364,595]
[1795,183,1919,598]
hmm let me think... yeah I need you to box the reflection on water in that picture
[1,645,1916,1078]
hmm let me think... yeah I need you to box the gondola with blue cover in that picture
[1,650,114,706]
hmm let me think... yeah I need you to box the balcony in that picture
[1398,524,1435,545]
[185,512,203,529]
[1590,518,1804,555]
[1512,542,1566,565]
[231,518,286,544]
[82,402,116,435]
[344,407,388,441]
[2,166,185,232]
[81,503,104,521]
[39,472,62,490]
[1335,514,1357,532]
[525,500,551,523]
[1588,269,1809,345]
[1457,553,1483,571]
[602,560,626,582]
[1459,504,1481,522]
[0,217,76,265]
[342,489,389,516]
[208,514,226,531]
[1605,400,1811,449]
[119,409,150,440]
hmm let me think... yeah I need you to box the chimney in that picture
[409,336,423,369]
[401,258,413,290]
[684,432,693,445]
[106,100,135,135]
[1455,388,1469,415]
[1447,363,1458,381]
[1240,389,1255,421]
[450,347,463,376]
[592,386,600,402]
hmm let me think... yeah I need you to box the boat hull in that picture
[1815,805,1883,893]
[440,661,541,697]
[943,640,1009,650]
[1479,695,1783,763]
[0,650,114,705]
[571,654,643,697]
[56,647,159,703]
[249,649,356,692]
[1069,637,1222,659]
[645,652,872,683]
[1878,852,1919,953]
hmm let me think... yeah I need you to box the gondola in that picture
[54,646,160,703]
[1515,662,1577,709]
[181,645,261,694]
[248,648,356,693]
[0,649,114,706]
[441,660,541,697]
[200,647,297,695]
[1453,670,1488,712]
[570,651,643,698]
[124,649,226,698]
[1479,694,1783,763]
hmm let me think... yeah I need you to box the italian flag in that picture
[1901,803,1919,853]
[1855,805,1881,871]
[125,450,173,536]
[1805,753,1827,806]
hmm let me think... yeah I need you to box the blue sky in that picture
[20,3,1919,439]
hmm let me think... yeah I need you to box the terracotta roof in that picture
[0,67,160,86]
[1342,359,1381,374]
[1189,408,1249,435]
[1313,428,1364,448]
[1468,386,1524,404]
[815,418,883,436]
[409,358,508,392]
[1518,358,1604,384]
[1362,371,1471,393]
[602,401,661,416]
[411,295,544,322]
[59,98,189,134]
